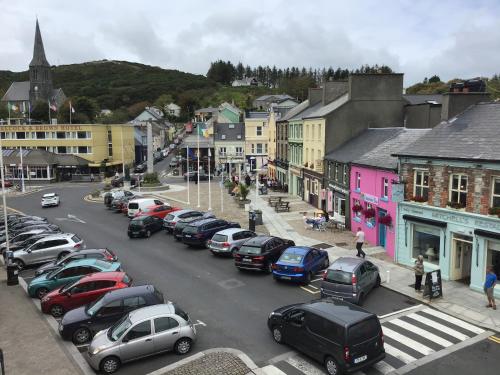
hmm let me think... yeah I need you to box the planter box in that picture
[238,199,251,208]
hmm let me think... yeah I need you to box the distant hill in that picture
[406,76,500,99]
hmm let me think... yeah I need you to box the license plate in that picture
[132,232,139,235]
[243,258,252,262]
[354,355,367,364]
[185,235,191,238]
[281,276,291,280]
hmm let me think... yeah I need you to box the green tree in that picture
[153,94,174,113]
[31,100,50,123]
[127,101,150,119]
[98,108,129,124]
[0,104,8,121]
[207,60,236,85]
[428,75,441,83]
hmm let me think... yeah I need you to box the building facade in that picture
[213,123,245,175]
[267,111,277,180]
[244,112,269,171]
[275,118,289,187]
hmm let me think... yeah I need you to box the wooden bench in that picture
[268,197,282,207]
[275,201,290,212]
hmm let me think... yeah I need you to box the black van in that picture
[267,299,384,375]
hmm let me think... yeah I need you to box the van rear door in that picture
[346,317,383,367]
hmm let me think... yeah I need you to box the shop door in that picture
[378,209,387,248]
[451,236,473,282]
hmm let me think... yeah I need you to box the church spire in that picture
[29,19,50,67]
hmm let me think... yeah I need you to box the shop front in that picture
[327,182,349,228]
[288,165,302,198]
[397,202,500,296]
[303,169,323,209]
[276,160,289,189]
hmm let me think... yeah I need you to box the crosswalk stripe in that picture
[286,357,325,375]
[382,327,434,355]
[384,343,417,364]
[390,318,454,347]
[259,365,287,374]
[421,308,484,334]
[373,360,396,374]
[407,313,470,341]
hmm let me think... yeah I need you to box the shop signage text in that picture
[361,193,379,205]
[1,125,83,131]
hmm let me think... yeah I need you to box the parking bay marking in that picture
[488,335,500,344]
[300,286,320,295]
[56,214,86,224]
[193,320,207,327]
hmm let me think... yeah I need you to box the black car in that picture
[127,216,163,238]
[11,224,60,237]
[172,214,214,240]
[35,248,118,276]
[110,195,136,213]
[110,177,124,188]
[181,218,240,247]
[234,236,295,273]
[267,299,385,375]
[59,285,165,344]
[133,163,146,173]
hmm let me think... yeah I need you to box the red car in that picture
[2,180,13,188]
[134,204,180,219]
[40,272,132,317]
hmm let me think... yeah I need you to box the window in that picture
[229,124,235,129]
[77,131,87,139]
[219,147,226,156]
[108,144,113,157]
[492,177,500,208]
[57,146,67,154]
[35,131,45,139]
[256,144,263,154]
[56,132,66,139]
[221,134,226,140]
[154,317,179,333]
[414,170,429,200]
[16,132,26,139]
[107,130,112,142]
[355,172,361,190]
[353,198,362,219]
[412,224,441,265]
[382,178,389,199]
[251,144,255,154]
[235,147,243,156]
[124,320,151,341]
[264,143,268,154]
[123,296,147,309]
[449,174,468,205]
[312,124,315,140]
[334,163,339,182]
[343,165,348,184]
[256,126,262,136]
[98,300,122,316]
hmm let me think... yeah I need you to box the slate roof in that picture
[30,20,50,67]
[1,149,88,166]
[255,94,294,102]
[213,123,245,142]
[195,107,218,113]
[288,102,323,122]
[1,82,30,102]
[245,112,268,119]
[304,93,349,119]
[394,102,500,161]
[279,100,310,122]
[352,128,431,169]
[403,94,443,105]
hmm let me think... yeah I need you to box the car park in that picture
[35,248,118,276]
[127,198,164,218]
[181,218,241,247]
[267,299,385,375]
[163,209,205,234]
[59,284,165,345]
[28,258,122,299]
[85,303,196,374]
[272,246,330,283]
[208,228,256,256]
[134,204,180,219]
[233,236,295,273]
[320,257,381,305]
[41,193,60,207]
[41,271,132,317]
[128,216,164,238]
[6,233,85,270]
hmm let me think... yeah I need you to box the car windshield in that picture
[130,219,145,226]
[279,252,304,264]
[86,296,105,316]
[211,234,227,242]
[238,245,262,255]
[109,316,132,342]
[165,214,175,221]
[325,269,353,285]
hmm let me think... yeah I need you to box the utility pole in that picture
[147,122,153,174]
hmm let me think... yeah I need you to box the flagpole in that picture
[28,102,31,125]
[69,101,72,125]
[0,135,10,254]
[48,100,51,124]
[197,128,200,208]
[186,145,190,204]
[220,163,223,213]
[20,146,25,193]
[7,102,11,125]
[208,150,211,210]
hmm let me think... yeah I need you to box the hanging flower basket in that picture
[363,208,376,219]
[378,215,392,225]
[411,195,427,203]
[352,204,363,213]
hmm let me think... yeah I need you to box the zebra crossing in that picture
[266,307,487,375]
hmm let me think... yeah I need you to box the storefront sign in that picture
[423,269,443,300]
[361,193,379,205]
[328,184,348,194]
[391,183,404,203]
[1,125,83,131]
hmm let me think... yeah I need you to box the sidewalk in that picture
[0,266,83,375]
[252,187,500,332]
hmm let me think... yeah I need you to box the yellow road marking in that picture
[300,286,320,294]
[488,336,500,344]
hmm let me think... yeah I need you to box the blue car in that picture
[272,246,329,283]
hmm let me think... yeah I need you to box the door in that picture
[283,309,307,351]
[119,320,154,361]
[378,209,387,248]
[27,240,52,264]
[153,316,181,352]
[92,299,124,332]
[46,239,69,261]
[451,236,473,282]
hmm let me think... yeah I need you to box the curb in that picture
[82,194,103,203]
[146,347,259,375]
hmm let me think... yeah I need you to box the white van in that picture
[127,198,164,218]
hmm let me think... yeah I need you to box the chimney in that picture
[322,81,349,105]
[308,87,323,105]
[441,92,491,121]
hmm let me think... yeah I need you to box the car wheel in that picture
[358,292,365,306]
[36,287,49,299]
[272,326,284,344]
[265,262,273,274]
[72,327,92,345]
[304,271,312,284]
[50,304,64,318]
[323,258,330,269]
[375,275,381,288]
[325,356,340,375]
[174,338,192,355]
[57,251,69,260]
[146,230,151,238]
[204,240,210,248]
[100,356,121,374]
[13,259,25,270]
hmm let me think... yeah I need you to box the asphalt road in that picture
[8,184,418,375]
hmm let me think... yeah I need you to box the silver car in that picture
[86,303,196,374]
[163,209,204,233]
[208,228,256,256]
[7,233,85,270]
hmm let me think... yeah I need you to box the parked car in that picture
[5,233,85,270]
[320,257,381,305]
[127,198,164,218]
[2,233,58,254]
[163,210,205,234]
[59,285,165,345]
[233,236,295,273]
[104,190,135,208]
[208,228,256,256]
[110,195,136,213]
[183,171,196,180]
[41,271,132,317]
[85,303,196,374]
[128,216,164,238]
[1,180,13,188]
[161,149,169,158]
[35,248,118,277]
[272,247,330,283]
[110,177,124,188]
[169,159,178,168]
[134,204,180,219]
[181,218,241,247]
[267,299,385,375]
[0,228,58,252]
[4,220,48,236]
[172,215,213,241]
[41,193,60,207]
[133,163,146,173]
[169,143,176,150]
[28,258,122,299]
[10,223,60,236]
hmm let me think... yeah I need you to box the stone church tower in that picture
[29,19,53,104]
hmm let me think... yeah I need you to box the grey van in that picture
[320,257,380,305]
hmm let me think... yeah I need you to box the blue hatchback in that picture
[272,246,329,283]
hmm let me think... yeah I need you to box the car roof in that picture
[35,233,75,241]
[130,198,156,203]
[102,285,157,302]
[216,228,246,235]
[243,235,274,246]
[329,257,366,272]
[77,271,125,283]
[282,246,315,256]
[42,193,56,197]
[302,299,376,326]
[61,258,117,269]
[129,303,175,322]
[189,218,219,226]
[70,248,109,256]
[171,209,196,216]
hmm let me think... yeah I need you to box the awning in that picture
[402,214,447,228]
[474,229,500,241]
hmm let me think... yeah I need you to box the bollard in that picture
[386,270,390,284]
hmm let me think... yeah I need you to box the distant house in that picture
[165,103,181,117]
[232,77,258,87]
[253,94,298,111]
[100,109,112,116]
[132,106,172,161]
[217,102,242,123]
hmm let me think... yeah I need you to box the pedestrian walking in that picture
[90,173,94,182]
[414,255,424,292]
[245,174,251,186]
[484,266,497,310]
[354,227,366,258]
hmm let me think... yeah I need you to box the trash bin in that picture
[254,210,263,225]
[7,261,19,286]
[248,211,256,232]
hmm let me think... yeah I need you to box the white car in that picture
[41,193,60,207]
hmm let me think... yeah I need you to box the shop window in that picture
[486,240,500,280]
[414,170,429,200]
[365,203,376,228]
[449,174,468,206]
[352,198,362,221]
[412,225,441,265]
[491,177,500,208]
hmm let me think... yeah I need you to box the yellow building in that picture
[0,123,135,169]
[244,112,269,171]
[302,117,326,207]
[266,111,277,179]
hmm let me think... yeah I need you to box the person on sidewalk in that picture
[354,227,366,258]
[484,266,497,310]
[414,255,425,292]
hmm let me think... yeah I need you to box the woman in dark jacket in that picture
[414,255,425,292]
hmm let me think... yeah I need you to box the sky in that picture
[1,0,500,86]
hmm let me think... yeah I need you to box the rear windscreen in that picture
[348,318,381,345]
[238,245,262,255]
[174,303,189,322]
[325,269,352,285]
[165,214,175,221]
[211,234,227,242]
[129,203,139,209]
[71,235,81,243]
[183,225,198,234]
[154,287,164,303]
[279,253,304,264]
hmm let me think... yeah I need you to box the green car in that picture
[28,258,122,299]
